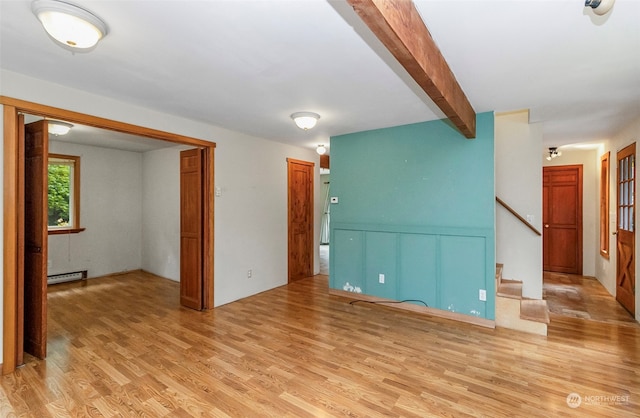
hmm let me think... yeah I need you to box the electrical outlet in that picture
[479,289,487,301]
[378,273,385,284]
[247,269,252,279]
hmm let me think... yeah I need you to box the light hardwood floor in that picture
[1,271,639,417]
[544,271,637,325]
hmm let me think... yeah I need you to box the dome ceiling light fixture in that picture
[291,112,320,130]
[31,0,109,51]
[316,145,327,155]
[48,120,73,136]
[584,0,616,16]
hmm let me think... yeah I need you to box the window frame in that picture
[599,151,610,258]
[48,153,85,234]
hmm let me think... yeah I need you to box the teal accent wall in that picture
[330,113,495,320]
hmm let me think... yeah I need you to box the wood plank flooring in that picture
[543,271,637,325]
[1,271,639,417]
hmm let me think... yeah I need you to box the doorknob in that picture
[612,231,617,235]
[544,224,549,228]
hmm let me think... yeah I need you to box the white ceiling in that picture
[27,116,178,153]
[22,112,177,152]
[1,0,639,153]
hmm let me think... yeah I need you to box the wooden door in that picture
[288,158,314,282]
[180,148,204,310]
[24,120,49,359]
[616,143,635,315]
[543,165,583,274]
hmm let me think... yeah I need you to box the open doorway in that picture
[541,148,635,323]
[319,168,330,276]
[2,97,215,374]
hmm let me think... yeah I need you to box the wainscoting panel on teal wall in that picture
[365,232,397,300]
[440,235,487,317]
[329,112,495,321]
[333,229,364,294]
[399,234,438,307]
[330,225,493,318]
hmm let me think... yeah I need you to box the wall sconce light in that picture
[48,120,73,136]
[585,0,615,15]
[32,0,109,51]
[291,112,320,130]
[316,145,327,155]
[546,147,561,161]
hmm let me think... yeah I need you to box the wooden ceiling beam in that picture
[347,0,476,138]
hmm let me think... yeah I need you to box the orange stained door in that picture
[288,158,314,282]
[180,148,204,310]
[543,165,583,274]
[616,143,635,316]
[24,120,49,359]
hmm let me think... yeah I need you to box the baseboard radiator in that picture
[47,270,88,285]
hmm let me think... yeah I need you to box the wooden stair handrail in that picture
[496,197,542,236]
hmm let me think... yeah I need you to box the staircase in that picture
[495,263,549,336]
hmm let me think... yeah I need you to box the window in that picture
[48,153,83,234]
[600,152,610,258]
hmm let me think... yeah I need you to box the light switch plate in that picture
[330,196,339,204]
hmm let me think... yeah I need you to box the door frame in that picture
[1,96,216,375]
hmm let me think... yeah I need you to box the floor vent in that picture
[47,270,88,285]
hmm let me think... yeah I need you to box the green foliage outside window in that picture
[48,163,71,227]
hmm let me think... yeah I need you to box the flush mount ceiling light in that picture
[546,147,562,161]
[316,145,327,155]
[585,0,615,15]
[48,120,73,136]
[32,0,109,51]
[291,112,320,130]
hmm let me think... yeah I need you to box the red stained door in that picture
[543,165,583,274]
[616,143,635,316]
[288,158,314,282]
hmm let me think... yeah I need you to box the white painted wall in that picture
[495,111,543,299]
[596,115,640,322]
[214,130,323,304]
[48,141,143,278]
[543,148,598,277]
[141,146,187,281]
[1,70,322,361]
[48,141,142,277]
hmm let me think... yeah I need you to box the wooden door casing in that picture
[2,97,217,375]
[543,165,583,275]
[24,120,49,359]
[16,114,25,367]
[616,143,635,316]
[288,158,314,282]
